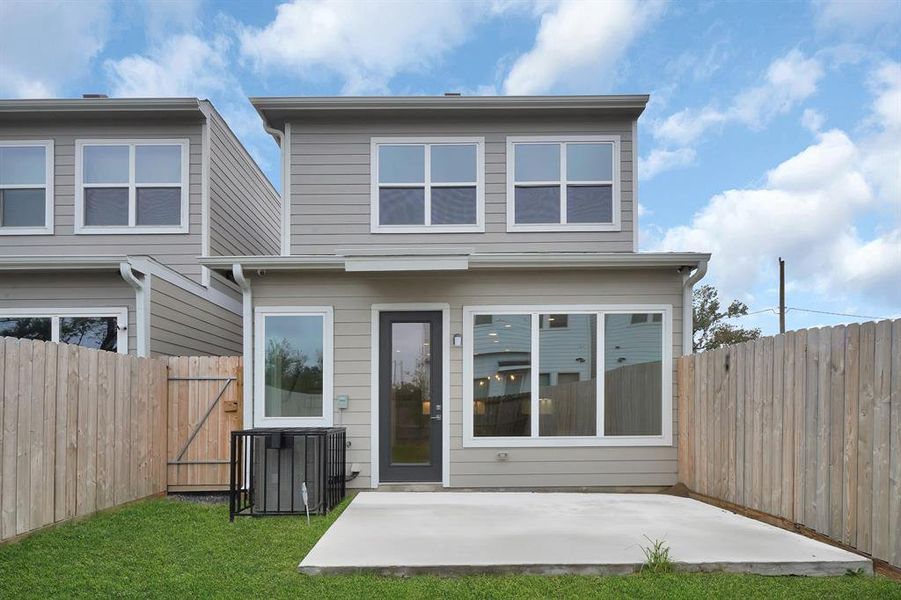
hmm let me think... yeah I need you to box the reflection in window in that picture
[538,314,596,436]
[264,315,324,418]
[604,313,663,436]
[0,317,51,341]
[390,322,431,465]
[472,314,531,437]
[60,317,117,351]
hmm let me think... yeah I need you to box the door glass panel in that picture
[390,321,431,464]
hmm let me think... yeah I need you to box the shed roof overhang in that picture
[201,251,710,275]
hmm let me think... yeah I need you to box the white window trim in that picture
[0,140,54,235]
[370,136,485,234]
[0,307,128,354]
[462,304,672,448]
[74,139,190,235]
[506,135,621,233]
[253,306,334,428]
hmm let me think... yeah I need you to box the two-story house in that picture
[202,95,710,490]
[0,97,281,357]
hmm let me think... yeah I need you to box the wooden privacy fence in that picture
[0,337,167,542]
[677,319,900,568]
[167,356,242,492]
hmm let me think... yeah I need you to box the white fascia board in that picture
[0,256,128,270]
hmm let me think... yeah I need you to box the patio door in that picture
[379,311,443,482]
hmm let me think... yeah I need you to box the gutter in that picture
[119,261,150,357]
[681,260,709,355]
[232,264,253,429]
[258,113,291,257]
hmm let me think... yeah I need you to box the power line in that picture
[785,306,891,321]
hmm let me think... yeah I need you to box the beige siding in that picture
[0,120,205,282]
[148,277,242,357]
[251,268,683,489]
[207,107,281,256]
[288,116,635,255]
[0,272,137,354]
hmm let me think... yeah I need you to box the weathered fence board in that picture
[0,337,168,542]
[678,318,900,568]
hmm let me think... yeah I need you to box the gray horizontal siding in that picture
[148,277,242,357]
[0,121,205,282]
[207,108,281,257]
[0,271,137,354]
[251,268,683,489]
[288,118,635,254]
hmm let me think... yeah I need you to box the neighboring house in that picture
[203,95,709,490]
[0,97,281,357]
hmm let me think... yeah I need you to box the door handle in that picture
[430,404,442,421]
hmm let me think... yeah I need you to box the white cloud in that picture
[638,147,696,179]
[138,0,204,42]
[652,64,901,307]
[801,108,825,132]
[814,0,901,37]
[238,0,489,94]
[502,0,664,95]
[0,0,112,97]
[653,49,824,146]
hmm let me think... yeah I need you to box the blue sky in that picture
[1,0,899,335]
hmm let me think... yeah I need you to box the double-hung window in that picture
[75,139,188,233]
[0,140,53,234]
[507,136,620,232]
[371,137,484,233]
[254,307,334,427]
[464,305,671,447]
[0,308,127,353]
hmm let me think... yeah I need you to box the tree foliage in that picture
[693,284,761,352]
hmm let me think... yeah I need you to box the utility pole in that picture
[779,257,786,334]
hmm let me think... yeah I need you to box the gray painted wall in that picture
[0,271,137,354]
[288,115,635,255]
[149,277,242,357]
[250,267,683,489]
[0,120,205,282]
[206,107,282,257]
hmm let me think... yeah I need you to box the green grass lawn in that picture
[0,496,898,599]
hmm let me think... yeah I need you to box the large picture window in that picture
[254,307,334,427]
[0,140,53,235]
[464,305,670,447]
[371,137,484,233]
[0,308,126,353]
[75,139,188,234]
[506,136,620,232]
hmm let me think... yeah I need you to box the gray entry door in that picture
[379,311,442,483]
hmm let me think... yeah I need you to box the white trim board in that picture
[0,307,128,354]
[129,257,241,315]
[370,137,485,234]
[370,303,451,488]
[0,139,54,236]
[253,306,334,428]
[74,138,190,235]
[462,303,673,448]
[506,135,622,233]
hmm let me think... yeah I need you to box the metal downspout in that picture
[682,260,708,355]
[232,264,253,429]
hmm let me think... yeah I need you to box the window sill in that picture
[74,225,189,235]
[371,225,485,234]
[0,227,54,236]
[254,416,333,428]
[506,222,621,233]
[462,434,672,448]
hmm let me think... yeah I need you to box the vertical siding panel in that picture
[804,328,819,528]
[772,334,784,515]
[792,330,807,523]
[95,352,115,510]
[815,328,831,533]
[752,338,764,512]
[113,353,130,506]
[843,323,860,547]
[28,340,46,532]
[713,348,724,498]
[41,341,57,528]
[735,341,746,506]
[1,340,17,540]
[693,351,702,491]
[0,340,5,535]
[128,356,140,500]
[872,320,892,561]
[65,344,79,519]
[698,351,708,495]
[857,321,875,554]
[15,339,33,535]
[53,344,69,523]
[829,325,845,540]
[677,357,689,484]
[781,331,795,519]
[726,345,737,503]
[761,336,774,514]
[889,319,901,567]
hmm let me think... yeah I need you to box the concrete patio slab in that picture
[299,492,872,576]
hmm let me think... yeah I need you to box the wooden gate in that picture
[166,356,242,492]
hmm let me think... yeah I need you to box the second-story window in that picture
[507,136,620,232]
[0,141,53,235]
[371,137,484,233]
[75,140,188,234]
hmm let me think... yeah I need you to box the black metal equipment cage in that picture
[229,428,346,520]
